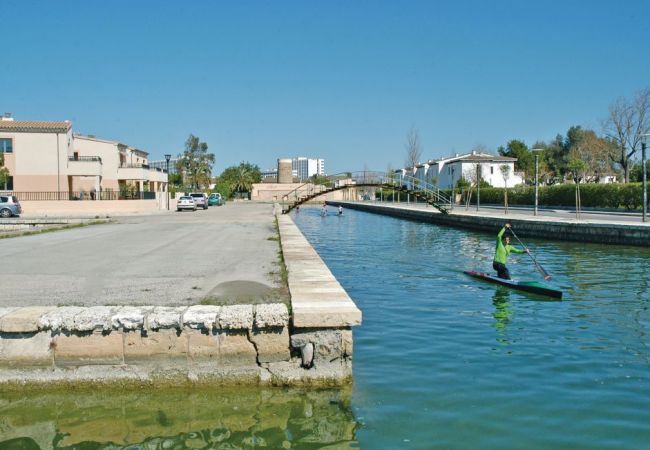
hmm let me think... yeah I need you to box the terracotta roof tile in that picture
[0,120,72,133]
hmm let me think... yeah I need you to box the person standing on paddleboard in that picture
[493,223,528,280]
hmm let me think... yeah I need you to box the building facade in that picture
[0,117,168,198]
[149,158,179,175]
[291,157,325,181]
[401,151,523,189]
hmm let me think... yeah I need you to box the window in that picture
[491,167,494,175]
[0,138,12,153]
[1,176,13,191]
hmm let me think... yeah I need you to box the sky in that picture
[2,0,650,174]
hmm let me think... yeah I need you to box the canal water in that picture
[292,206,650,449]
[2,206,650,449]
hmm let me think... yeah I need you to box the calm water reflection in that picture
[294,206,650,449]
[0,387,357,449]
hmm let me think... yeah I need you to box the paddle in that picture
[509,229,552,281]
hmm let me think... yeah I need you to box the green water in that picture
[0,387,357,449]
[3,207,650,449]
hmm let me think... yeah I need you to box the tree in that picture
[218,162,262,198]
[0,154,9,190]
[177,134,215,189]
[500,164,511,214]
[565,126,615,182]
[167,173,183,187]
[498,140,534,181]
[603,88,650,182]
[567,158,588,219]
[404,127,422,169]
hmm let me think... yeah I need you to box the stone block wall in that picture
[0,300,358,387]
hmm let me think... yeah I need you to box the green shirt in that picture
[494,226,525,265]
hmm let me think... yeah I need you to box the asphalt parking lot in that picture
[1,203,286,306]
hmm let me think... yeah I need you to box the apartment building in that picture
[0,116,168,198]
[291,157,325,181]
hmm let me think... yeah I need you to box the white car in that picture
[176,196,197,211]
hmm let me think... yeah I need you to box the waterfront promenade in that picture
[1,203,283,306]
[328,200,650,246]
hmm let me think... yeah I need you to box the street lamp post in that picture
[641,135,650,222]
[532,148,544,216]
[451,166,455,211]
[476,163,481,212]
[165,154,171,211]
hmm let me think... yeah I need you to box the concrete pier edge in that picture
[0,206,362,389]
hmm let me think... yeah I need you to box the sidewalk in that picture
[370,200,650,227]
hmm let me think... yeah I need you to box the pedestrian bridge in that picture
[281,171,451,214]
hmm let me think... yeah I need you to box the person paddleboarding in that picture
[493,223,528,280]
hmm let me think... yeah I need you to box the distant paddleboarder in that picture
[493,223,528,280]
[338,205,343,216]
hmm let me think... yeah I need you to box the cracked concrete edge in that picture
[1,303,290,333]
[0,359,353,390]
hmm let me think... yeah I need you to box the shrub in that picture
[465,183,642,210]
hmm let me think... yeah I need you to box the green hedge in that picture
[463,183,643,210]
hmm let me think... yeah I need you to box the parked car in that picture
[0,195,21,218]
[189,192,208,210]
[208,192,225,206]
[176,196,197,212]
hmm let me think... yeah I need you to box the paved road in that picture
[2,203,286,306]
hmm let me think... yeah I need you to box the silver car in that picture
[189,192,208,210]
[176,196,197,212]
[0,195,21,218]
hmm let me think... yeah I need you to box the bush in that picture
[466,183,642,210]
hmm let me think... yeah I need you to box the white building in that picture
[403,151,523,189]
[291,157,325,181]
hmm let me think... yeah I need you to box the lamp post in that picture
[476,163,481,212]
[532,148,544,216]
[164,154,171,211]
[641,135,650,222]
[451,166,455,211]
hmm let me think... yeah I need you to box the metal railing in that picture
[120,163,150,169]
[68,156,102,162]
[0,191,158,201]
[281,171,452,213]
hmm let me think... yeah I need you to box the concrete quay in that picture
[0,203,362,388]
[328,201,650,246]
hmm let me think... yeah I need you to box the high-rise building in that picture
[291,157,325,181]
[149,158,179,175]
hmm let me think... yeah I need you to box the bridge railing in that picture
[281,171,452,211]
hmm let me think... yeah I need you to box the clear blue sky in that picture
[3,0,650,174]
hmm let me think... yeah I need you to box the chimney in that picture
[2,112,14,121]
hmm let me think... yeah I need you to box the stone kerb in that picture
[0,304,291,382]
[276,213,362,328]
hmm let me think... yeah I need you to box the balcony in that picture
[67,156,102,176]
[118,163,168,183]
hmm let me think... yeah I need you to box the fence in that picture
[0,191,158,201]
